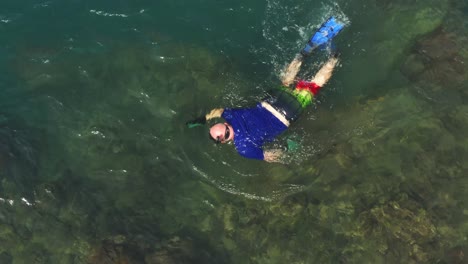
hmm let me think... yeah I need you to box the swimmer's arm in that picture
[205,108,224,120]
[263,149,284,163]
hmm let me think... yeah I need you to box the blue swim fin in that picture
[301,16,345,56]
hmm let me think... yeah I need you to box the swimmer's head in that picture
[209,123,233,144]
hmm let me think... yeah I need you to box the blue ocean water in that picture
[0,0,467,263]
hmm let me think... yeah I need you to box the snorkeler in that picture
[186,17,345,162]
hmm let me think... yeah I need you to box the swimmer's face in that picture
[210,123,233,144]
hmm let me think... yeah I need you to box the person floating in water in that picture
[187,16,345,162]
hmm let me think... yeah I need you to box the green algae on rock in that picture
[342,0,449,94]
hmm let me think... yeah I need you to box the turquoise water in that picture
[0,0,467,263]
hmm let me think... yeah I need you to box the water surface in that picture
[0,0,467,263]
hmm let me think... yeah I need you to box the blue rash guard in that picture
[222,103,288,160]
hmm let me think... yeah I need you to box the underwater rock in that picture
[443,246,467,264]
[222,237,237,251]
[0,123,39,198]
[444,105,468,134]
[357,201,437,262]
[269,199,304,219]
[401,28,466,90]
[88,237,138,264]
[199,216,213,233]
[145,237,201,264]
[314,156,345,184]
[400,54,427,81]
[418,29,459,60]
[410,6,447,37]
[220,204,237,232]
[0,252,12,264]
[350,0,449,92]
[334,184,357,199]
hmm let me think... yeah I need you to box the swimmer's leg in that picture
[281,54,304,87]
[310,55,339,87]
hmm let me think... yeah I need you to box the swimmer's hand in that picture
[186,116,207,128]
[186,108,223,128]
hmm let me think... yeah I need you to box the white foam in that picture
[89,9,129,18]
[21,197,33,206]
[34,1,52,8]
[90,130,106,138]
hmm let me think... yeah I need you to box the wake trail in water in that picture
[192,164,306,202]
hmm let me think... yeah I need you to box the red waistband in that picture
[295,80,321,95]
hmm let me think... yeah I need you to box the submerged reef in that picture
[341,0,450,94]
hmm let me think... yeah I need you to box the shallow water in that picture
[0,0,467,263]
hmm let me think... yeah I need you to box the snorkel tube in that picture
[186,116,207,128]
